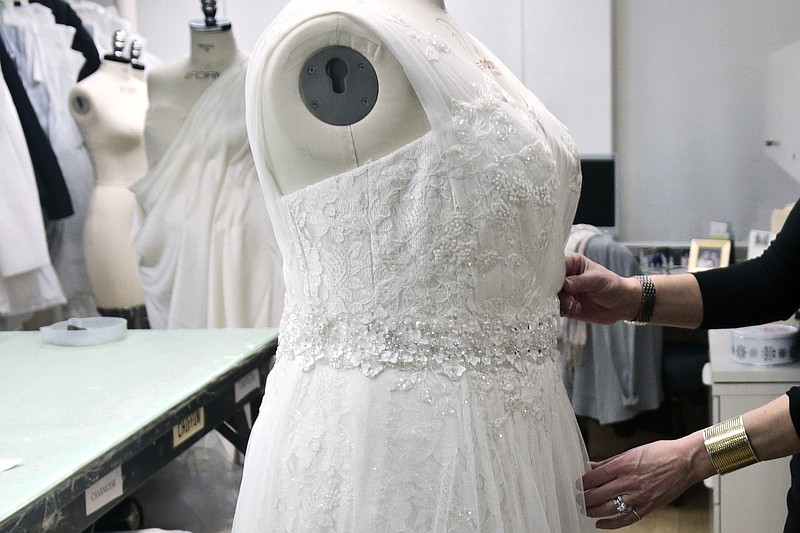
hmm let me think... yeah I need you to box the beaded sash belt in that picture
[277,300,561,379]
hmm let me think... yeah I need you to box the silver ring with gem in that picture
[612,495,629,514]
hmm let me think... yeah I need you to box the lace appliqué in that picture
[278,81,568,392]
[375,362,566,532]
[280,83,562,302]
[270,355,570,532]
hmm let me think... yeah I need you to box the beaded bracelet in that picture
[632,275,656,324]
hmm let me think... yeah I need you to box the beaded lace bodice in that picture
[248,3,582,381]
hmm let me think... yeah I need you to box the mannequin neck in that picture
[290,0,446,12]
[98,57,135,81]
[188,27,240,69]
[391,0,446,9]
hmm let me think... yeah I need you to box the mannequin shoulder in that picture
[69,69,147,121]
[146,60,192,93]
[249,12,429,194]
[68,83,94,118]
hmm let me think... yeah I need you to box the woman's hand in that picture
[559,252,641,324]
[580,434,713,529]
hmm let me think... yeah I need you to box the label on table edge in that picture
[85,465,123,516]
[172,407,205,448]
[234,368,260,403]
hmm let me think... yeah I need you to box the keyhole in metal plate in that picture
[299,46,378,125]
[326,57,349,94]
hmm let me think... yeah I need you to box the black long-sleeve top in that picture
[693,200,800,437]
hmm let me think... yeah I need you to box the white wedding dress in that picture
[236,2,595,531]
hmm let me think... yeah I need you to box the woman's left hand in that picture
[580,436,708,529]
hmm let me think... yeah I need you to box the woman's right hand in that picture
[559,252,641,325]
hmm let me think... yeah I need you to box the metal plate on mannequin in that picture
[299,46,379,126]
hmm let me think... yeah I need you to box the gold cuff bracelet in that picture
[703,415,759,475]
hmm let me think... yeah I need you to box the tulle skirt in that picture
[233,355,595,532]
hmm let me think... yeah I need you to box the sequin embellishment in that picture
[278,300,560,379]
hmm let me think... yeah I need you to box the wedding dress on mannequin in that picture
[130,3,284,329]
[235,0,594,531]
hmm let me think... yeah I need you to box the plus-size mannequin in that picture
[234,0,593,531]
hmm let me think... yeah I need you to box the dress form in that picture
[144,2,248,166]
[130,1,285,330]
[235,1,592,529]
[255,0,531,194]
[68,35,148,314]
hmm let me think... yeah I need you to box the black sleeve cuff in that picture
[787,387,800,439]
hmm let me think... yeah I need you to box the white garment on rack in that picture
[561,223,603,380]
[67,0,129,56]
[562,230,663,424]
[130,60,284,329]
[0,58,66,319]
[235,2,593,531]
[3,2,98,319]
[68,0,160,70]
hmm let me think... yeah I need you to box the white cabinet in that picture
[706,330,800,533]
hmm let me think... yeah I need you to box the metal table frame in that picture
[0,330,277,533]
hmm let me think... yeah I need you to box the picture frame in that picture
[747,229,776,260]
[688,239,731,272]
[637,246,691,275]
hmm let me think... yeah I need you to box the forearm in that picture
[561,254,705,327]
[683,395,800,482]
[620,273,704,328]
[745,395,800,461]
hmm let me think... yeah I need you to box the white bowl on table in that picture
[731,324,798,365]
[40,316,128,346]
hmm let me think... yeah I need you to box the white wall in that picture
[135,1,286,63]
[522,0,613,155]
[615,0,800,243]
[425,1,614,155]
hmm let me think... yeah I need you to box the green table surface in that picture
[0,328,278,525]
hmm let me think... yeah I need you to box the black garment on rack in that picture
[30,0,100,81]
[0,35,73,220]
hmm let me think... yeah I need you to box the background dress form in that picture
[143,24,248,167]
[69,57,148,313]
[131,21,284,329]
[237,1,594,531]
